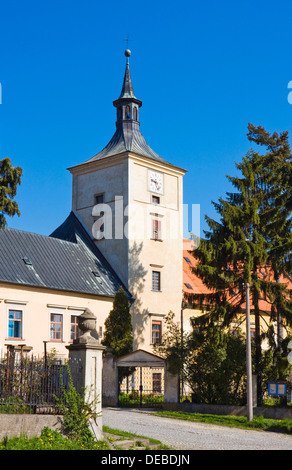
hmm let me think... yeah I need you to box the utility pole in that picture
[245,283,253,421]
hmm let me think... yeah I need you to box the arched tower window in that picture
[125,105,131,119]
[133,107,138,121]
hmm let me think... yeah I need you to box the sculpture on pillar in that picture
[74,308,99,345]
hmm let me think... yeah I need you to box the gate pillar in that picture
[66,309,105,440]
[164,360,179,403]
[102,350,119,406]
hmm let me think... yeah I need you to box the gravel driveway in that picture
[102,407,292,450]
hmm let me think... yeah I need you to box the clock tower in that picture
[69,50,187,351]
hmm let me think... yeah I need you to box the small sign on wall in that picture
[268,382,287,396]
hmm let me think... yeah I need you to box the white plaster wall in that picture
[71,157,129,285]
[128,157,184,351]
[0,284,113,358]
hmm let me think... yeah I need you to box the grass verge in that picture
[0,425,168,450]
[153,410,292,434]
[0,426,110,450]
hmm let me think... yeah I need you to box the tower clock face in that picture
[148,170,163,194]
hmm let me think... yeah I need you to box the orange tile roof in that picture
[183,240,212,296]
[182,238,292,314]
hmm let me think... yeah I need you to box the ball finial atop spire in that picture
[125,49,131,58]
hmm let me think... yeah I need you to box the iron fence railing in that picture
[0,354,82,414]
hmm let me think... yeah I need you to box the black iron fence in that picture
[118,367,164,408]
[0,353,82,414]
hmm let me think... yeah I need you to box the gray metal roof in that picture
[0,212,130,299]
[81,51,176,168]
[84,123,171,165]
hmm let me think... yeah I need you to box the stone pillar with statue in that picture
[66,308,105,440]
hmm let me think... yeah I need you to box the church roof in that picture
[0,212,131,299]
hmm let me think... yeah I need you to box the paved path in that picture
[102,407,292,450]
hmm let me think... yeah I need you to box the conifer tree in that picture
[102,286,133,357]
[0,157,22,229]
[247,124,292,348]
[190,124,292,405]
[102,286,133,386]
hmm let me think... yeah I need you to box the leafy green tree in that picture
[0,157,22,229]
[154,313,247,405]
[153,311,191,396]
[186,323,247,405]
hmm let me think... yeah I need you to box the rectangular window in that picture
[93,194,105,238]
[95,194,104,205]
[70,315,80,341]
[153,372,162,393]
[152,321,162,344]
[8,310,22,339]
[152,219,162,240]
[152,195,160,205]
[152,271,161,291]
[50,313,63,342]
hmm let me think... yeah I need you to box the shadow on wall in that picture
[128,241,149,349]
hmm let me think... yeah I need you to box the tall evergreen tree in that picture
[0,157,22,229]
[102,286,133,386]
[102,286,133,357]
[247,124,292,349]
[189,124,292,405]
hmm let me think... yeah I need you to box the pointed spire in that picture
[83,49,174,167]
[113,49,142,112]
[119,49,136,99]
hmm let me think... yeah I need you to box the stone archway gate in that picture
[102,349,178,408]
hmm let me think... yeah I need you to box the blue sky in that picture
[1,0,292,239]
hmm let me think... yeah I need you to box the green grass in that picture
[0,426,111,450]
[103,425,162,444]
[153,410,292,434]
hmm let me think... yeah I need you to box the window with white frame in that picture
[70,315,81,341]
[50,313,63,342]
[152,320,162,344]
[8,309,23,339]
